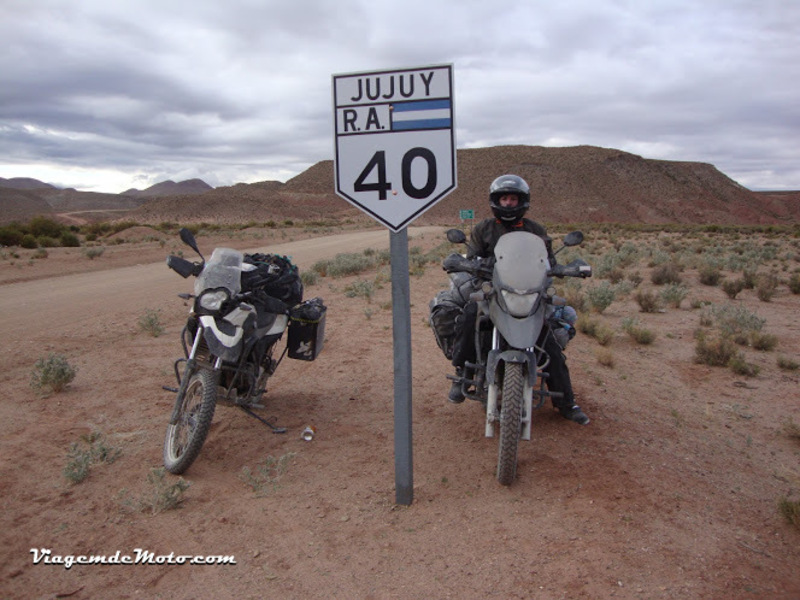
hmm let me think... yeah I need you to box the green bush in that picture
[60,231,81,247]
[0,226,23,246]
[660,283,688,309]
[634,289,662,313]
[20,234,38,249]
[694,331,740,367]
[698,264,723,286]
[651,262,682,285]
[722,279,745,299]
[788,274,800,295]
[138,308,164,337]
[587,282,615,314]
[621,317,656,345]
[31,353,77,395]
[756,274,778,302]
[29,216,65,239]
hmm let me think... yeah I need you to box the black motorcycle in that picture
[161,228,326,474]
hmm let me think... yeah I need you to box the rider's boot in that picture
[448,367,465,404]
[558,404,590,425]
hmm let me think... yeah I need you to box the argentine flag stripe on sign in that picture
[392,99,452,131]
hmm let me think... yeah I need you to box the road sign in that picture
[333,64,457,232]
[459,209,474,220]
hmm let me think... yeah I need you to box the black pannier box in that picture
[288,298,327,361]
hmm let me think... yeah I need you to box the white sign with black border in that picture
[333,64,457,232]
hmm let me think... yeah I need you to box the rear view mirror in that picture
[562,231,584,247]
[446,229,467,244]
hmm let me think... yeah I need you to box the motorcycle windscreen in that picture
[493,232,549,292]
[195,247,244,297]
[491,232,549,349]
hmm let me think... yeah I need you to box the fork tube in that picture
[485,327,501,438]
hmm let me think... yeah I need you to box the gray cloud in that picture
[1,0,798,193]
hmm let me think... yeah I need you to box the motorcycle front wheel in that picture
[496,362,524,486]
[163,369,218,474]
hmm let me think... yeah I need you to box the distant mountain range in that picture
[2,146,798,226]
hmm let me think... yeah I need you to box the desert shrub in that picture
[240,452,295,496]
[788,274,800,295]
[741,268,758,289]
[722,278,745,299]
[579,316,614,345]
[779,497,800,530]
[660,283,688,309]
[698,264,724,286]
[60,231,81,247]
[138,468,191,514]
[21,234,38,249]
[703,303,765,342]
[634,289,662,313]
[138,308,164,337]
[621,317,656,345]
[651,262,682,285]
[627,271,643,287]
[587,282,615,314]
[28,216,65,239]
[594,348,615,367]
[63,431,121,484]
[31,248,48,259]
[0,226,24,246]
[300,270,319,286]
[777,355,799,371]
[312,251,377,277]
[749,331,778,351]
[693,330,741,367]
[344,279,375,302]
[561,280,588,312]
[728,355,760,377]
[30,353,77,395]
[83,246,105,260]
[755,274,779,302]
[37,236,59,248]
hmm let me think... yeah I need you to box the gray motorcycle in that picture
[441,228,591,485]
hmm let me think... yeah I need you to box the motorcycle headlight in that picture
[197,289,229,312]
[500,289,539,317]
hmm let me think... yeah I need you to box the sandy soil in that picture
[1,225,798,599]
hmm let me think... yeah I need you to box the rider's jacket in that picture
[467,217,555,266]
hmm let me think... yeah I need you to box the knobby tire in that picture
[497,362,524,486]
[163,369,217,474]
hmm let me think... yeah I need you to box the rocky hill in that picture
[122,178,213,198]
[3,146,798,226]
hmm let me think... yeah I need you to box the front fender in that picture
[486,349,537,387]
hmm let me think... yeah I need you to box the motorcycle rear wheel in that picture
[497,362,524,486]
[163,369,217,474]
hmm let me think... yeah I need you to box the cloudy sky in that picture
[1,0,798,193]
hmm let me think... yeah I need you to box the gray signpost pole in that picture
[390,229,413,505]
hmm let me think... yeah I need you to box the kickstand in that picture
[239,407,287,433]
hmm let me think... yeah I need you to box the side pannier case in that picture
[288,297,327,361]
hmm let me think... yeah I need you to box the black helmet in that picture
[489,174,530,222]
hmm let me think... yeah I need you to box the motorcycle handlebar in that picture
[550,259,593,278]
[443,253,591,279]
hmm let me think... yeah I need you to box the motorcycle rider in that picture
[448,174,590,426]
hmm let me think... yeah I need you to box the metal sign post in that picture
[390,228,413,505]
[332,64,457,505]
